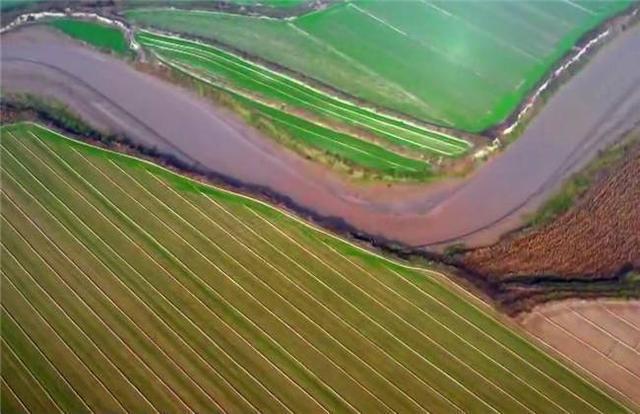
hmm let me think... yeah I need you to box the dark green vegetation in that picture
[125,0,633,132]
[49,18,130,56]
[136,31,469,157]
[0,122,629,413]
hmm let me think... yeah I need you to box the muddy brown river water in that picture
[3,25,640,249]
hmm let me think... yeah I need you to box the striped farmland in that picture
[0,123,629,413]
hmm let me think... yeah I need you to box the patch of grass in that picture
[2,93,103,138]
[49,18,131,56]
[0,122,629,413]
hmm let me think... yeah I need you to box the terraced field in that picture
[126,0,633,132]
[136,30,469,158]
[0,122,630,413]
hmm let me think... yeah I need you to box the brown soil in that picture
[463,144,640,280]
[519,299,640,409]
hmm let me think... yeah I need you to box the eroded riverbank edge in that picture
[3,100,638,316]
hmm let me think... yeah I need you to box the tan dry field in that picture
[520,299,640,410]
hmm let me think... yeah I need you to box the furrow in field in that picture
[3,133,292,412]
[1,124,629,413]
[1,187,225,413]
[20,140,312,414]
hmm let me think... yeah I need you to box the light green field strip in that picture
[0,122,631,413]
[125,0,632,132]
[135,30,469,157]
[157,53,431,176]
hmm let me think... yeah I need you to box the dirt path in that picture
[520,299,640,410]
[3,25,640,249]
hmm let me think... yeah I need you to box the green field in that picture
[49,18,130,56]
[136,30,470,158]
[0,122,629,413]
[126,0,633,132]
[144,40,436,177]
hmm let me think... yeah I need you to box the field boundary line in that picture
[14,122,585,395]
[1,377,31,414]
[16,120,620,410]
[7,131,276,413]
[348,3,408,37]
[318,239,565,413]
[205,196,446,413]
[286,22,434,111]
[27,134,298,414]
[2,209,166,414]
[2,189,217,413]
[104,160,352,414]
[563,0,596,15]
[421,0,540,62]
[522,321,635,413]
[569,309,640,357]
[598,304,640,333]
[5,142,257,413]
[0,320,69,414]
[538,311,640,382]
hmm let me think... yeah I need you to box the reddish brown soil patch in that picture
[463,147,640,279]
[520,299,640,409]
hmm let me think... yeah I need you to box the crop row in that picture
[136,31,469,156]
[0,123,626,413]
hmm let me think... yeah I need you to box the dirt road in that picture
[3,25,640,249]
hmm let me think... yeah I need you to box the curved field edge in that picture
[0,121,632,413]
[133,29,471,157]
[123,0,634,133]
[31,17,439,179]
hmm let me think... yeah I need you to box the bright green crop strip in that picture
[159,53,432,176]
[49,18,130,56]
[135,30,470,157]
[0,122,629,413]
